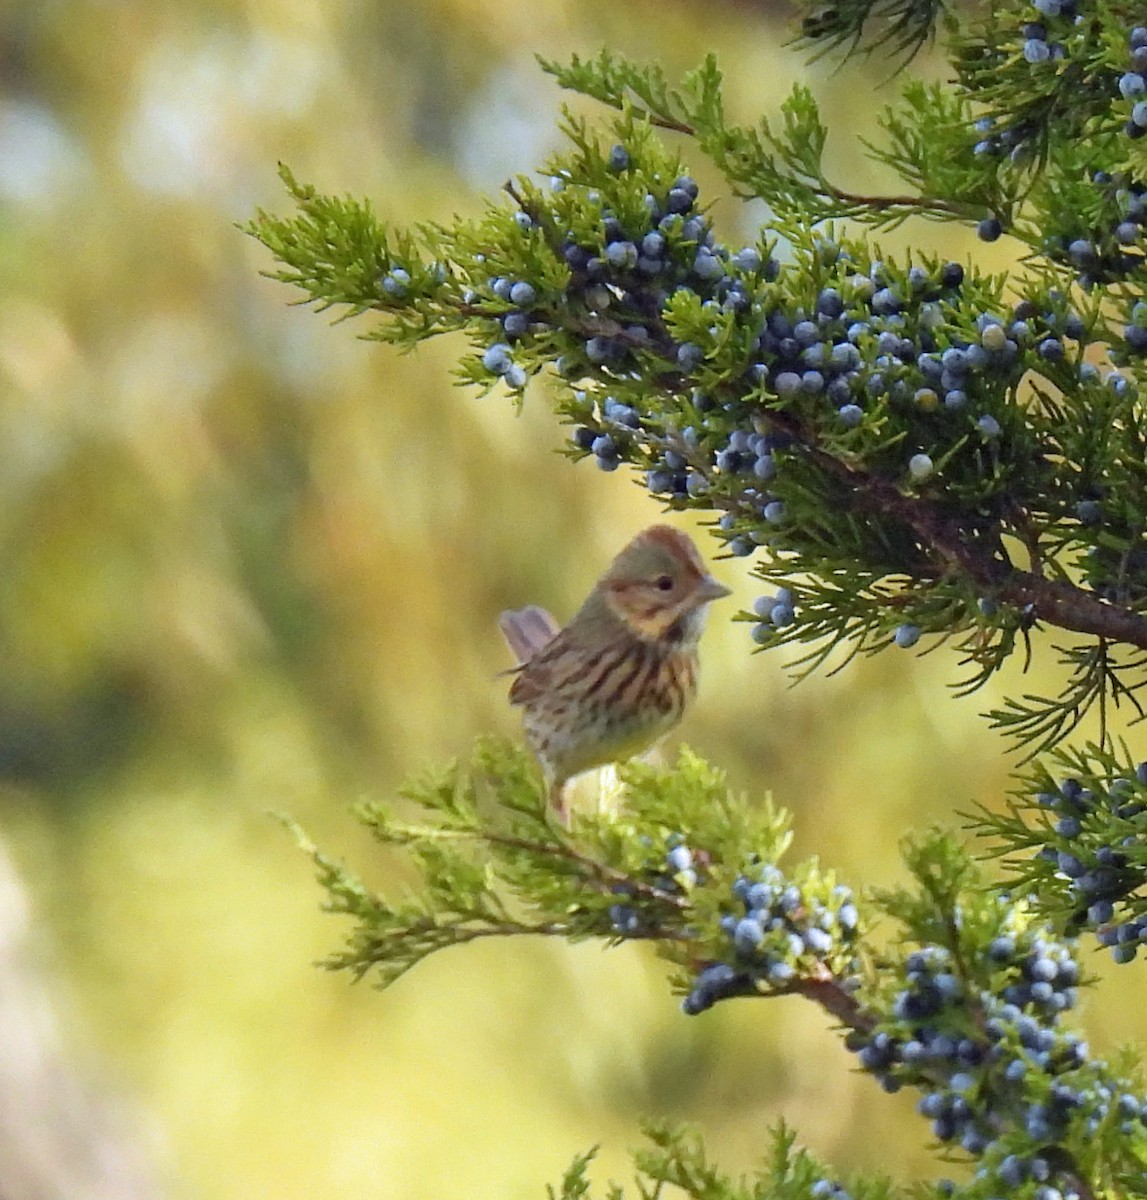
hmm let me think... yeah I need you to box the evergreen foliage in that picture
[251,0,1147,1195]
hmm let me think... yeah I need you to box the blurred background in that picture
[1,1,1142,1197]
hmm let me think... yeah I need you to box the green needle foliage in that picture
[249,0,1147,1196]
[549,1123,894,1200]
[290,741,851,999]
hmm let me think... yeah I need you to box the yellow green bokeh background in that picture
[3,2,1144,1197]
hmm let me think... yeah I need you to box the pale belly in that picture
[523,677,691,783]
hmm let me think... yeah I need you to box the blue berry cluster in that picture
[1017,2,1074,68]
[565,169,774,366]
[849,930,1144,1194]
[640,424,793,516]
[1124,299,1147,358]
[475,163,777,396]
[808,1182,853,1200]
[608,835,703,936]
[606,836,860,1012]
[1120,27,1147,140]
[476,268,547,389]
[379,261,447,303]
[1028,768,1147,961]
[751,587,798,642]
[549,216,1095,561]
[1041,170,1147,288]
[481,340,528,390]
[467,141,1134,587]
[583,251,971,491]
[381,267,411,298]
[682,864,860,1014]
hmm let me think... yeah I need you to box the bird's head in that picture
[598,525,731,643]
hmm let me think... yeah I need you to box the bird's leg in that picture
[597,764,623,815]
[547,777,571,827]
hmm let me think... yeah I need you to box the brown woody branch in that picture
[762,408,1147,650]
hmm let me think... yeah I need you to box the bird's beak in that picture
[697,575,733,602]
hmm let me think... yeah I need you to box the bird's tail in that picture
[498,604,560,664]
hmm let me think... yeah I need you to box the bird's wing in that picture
[498,605,560,665]
[505,628,569,706]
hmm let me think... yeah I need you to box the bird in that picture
[499,524,731,822]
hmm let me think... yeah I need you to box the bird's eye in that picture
[655,575,674,591]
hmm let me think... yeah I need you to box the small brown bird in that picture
[499,525,731,821]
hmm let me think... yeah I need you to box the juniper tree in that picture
[249,1,1147,1196]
